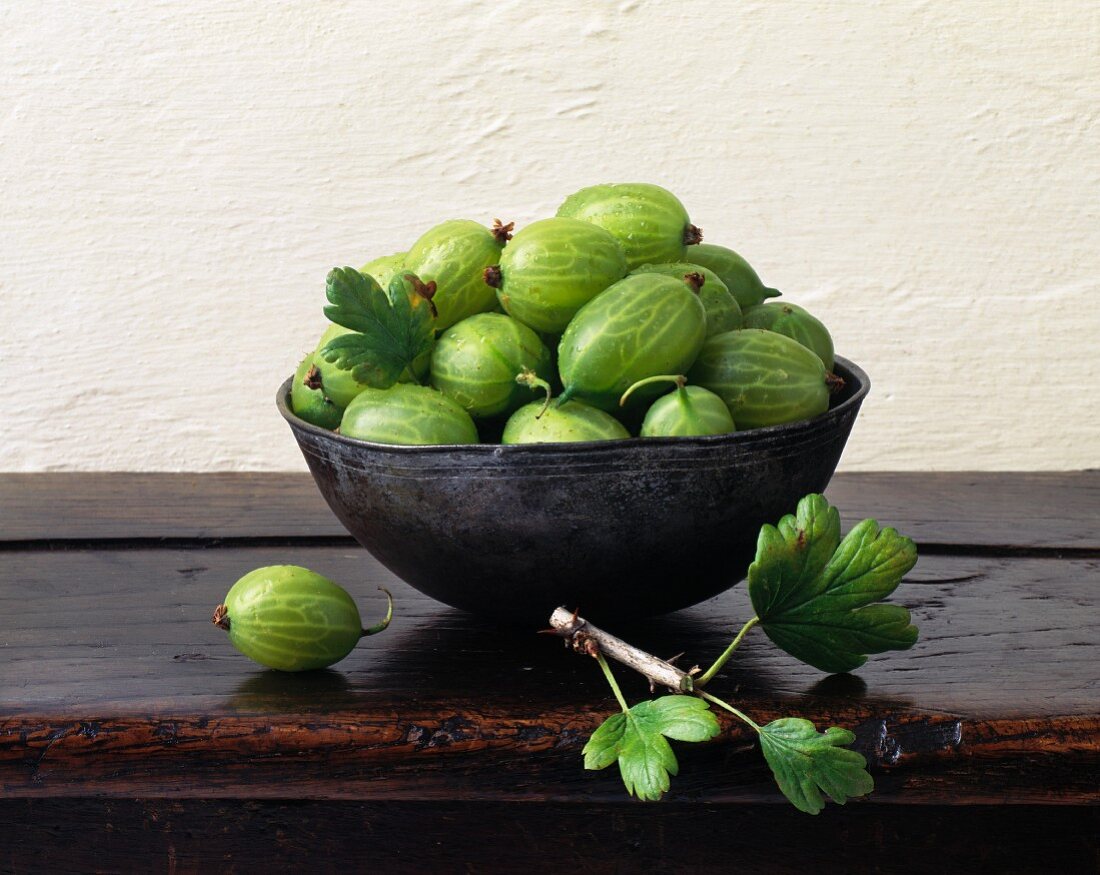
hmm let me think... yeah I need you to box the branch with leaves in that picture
[548,493,919,814]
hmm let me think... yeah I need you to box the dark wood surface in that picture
[5,801,1097,875]
[1,473,1099,873]
[3,547,1098,804]
[3,470,1098,549]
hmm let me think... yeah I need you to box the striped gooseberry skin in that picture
[640,384,736,437]
[688,243,780,311]
[494,217,628,334]
[502,399,630,444]
[359,251,407,292]
[430,313,552,420]
[558,273,707,412]
[222,566,363,672]
[742,302,835,370]
[340,383,479,445]
[405,220,504,330]
[687,328,830,430]
[556,183,696,270]
[631,262,743,337]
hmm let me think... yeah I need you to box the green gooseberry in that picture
[429,313,552,420]
[556,182,702,270]
[501,371,631,444]
[631,262,743,336]
[484,217,628,333]
[404,219,512,330]
[621,375,735,437]
[360,251,407,292]
[340,383,479,445]
[557,273,707,412]
[688,243,780,310]
[687,329,834,430]
[742,302,835,370]
[212,565,392,672]
[311,324,376,407]
[290,353,344,430]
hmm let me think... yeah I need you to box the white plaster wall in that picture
[2,0,1098,471]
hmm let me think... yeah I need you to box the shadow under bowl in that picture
[278,357,869,626]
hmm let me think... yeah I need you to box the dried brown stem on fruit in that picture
[684,272,705,293]
[483,265,503,288]
[404,274,439,318]
[683,224,703,246]
[825,372,846,394]
[212,604,230,631]
[491,219,515,243]
[304,365,323,391]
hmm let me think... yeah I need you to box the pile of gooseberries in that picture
[291,182,842,445]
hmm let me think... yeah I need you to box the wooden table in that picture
[2,473,1098,873]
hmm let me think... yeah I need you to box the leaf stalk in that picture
[596,653,630,713]
[697,690,761,732]
[695,616,759,688]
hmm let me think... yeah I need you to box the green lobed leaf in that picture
[319,268,436,389]
[758,717,874,814]
[582,696,720,802]
[748,494,919,673]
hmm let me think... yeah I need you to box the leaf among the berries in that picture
[319,268,437,389]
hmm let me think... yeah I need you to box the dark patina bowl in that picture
[278,357,868,625]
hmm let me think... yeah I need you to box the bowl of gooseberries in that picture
[279,183,868,623]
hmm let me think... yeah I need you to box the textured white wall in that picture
[2,1,1098,471]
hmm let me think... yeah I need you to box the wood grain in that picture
[3,471,1098,549]
[2,472,1098,875]
[2,545,1097,803]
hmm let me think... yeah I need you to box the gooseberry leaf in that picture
[319,267,436,388]
[748,493,918,673]
[583,696,720,801]
[758,717,874,814]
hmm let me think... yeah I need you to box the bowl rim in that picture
[277,355,869,455]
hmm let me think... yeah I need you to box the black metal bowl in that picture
[278,357,869,625]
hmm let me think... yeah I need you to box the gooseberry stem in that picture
[304,365,324,391]
[619,374,687,408]
[483,265,503,288]
[683,272,705,294]
[516,368,553,418]
[361,587,394,637]
[596,653,631,713]
[697,690,761,732]
[403,274,439,319]
[491,218,515,244]
[694,616,759,688]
